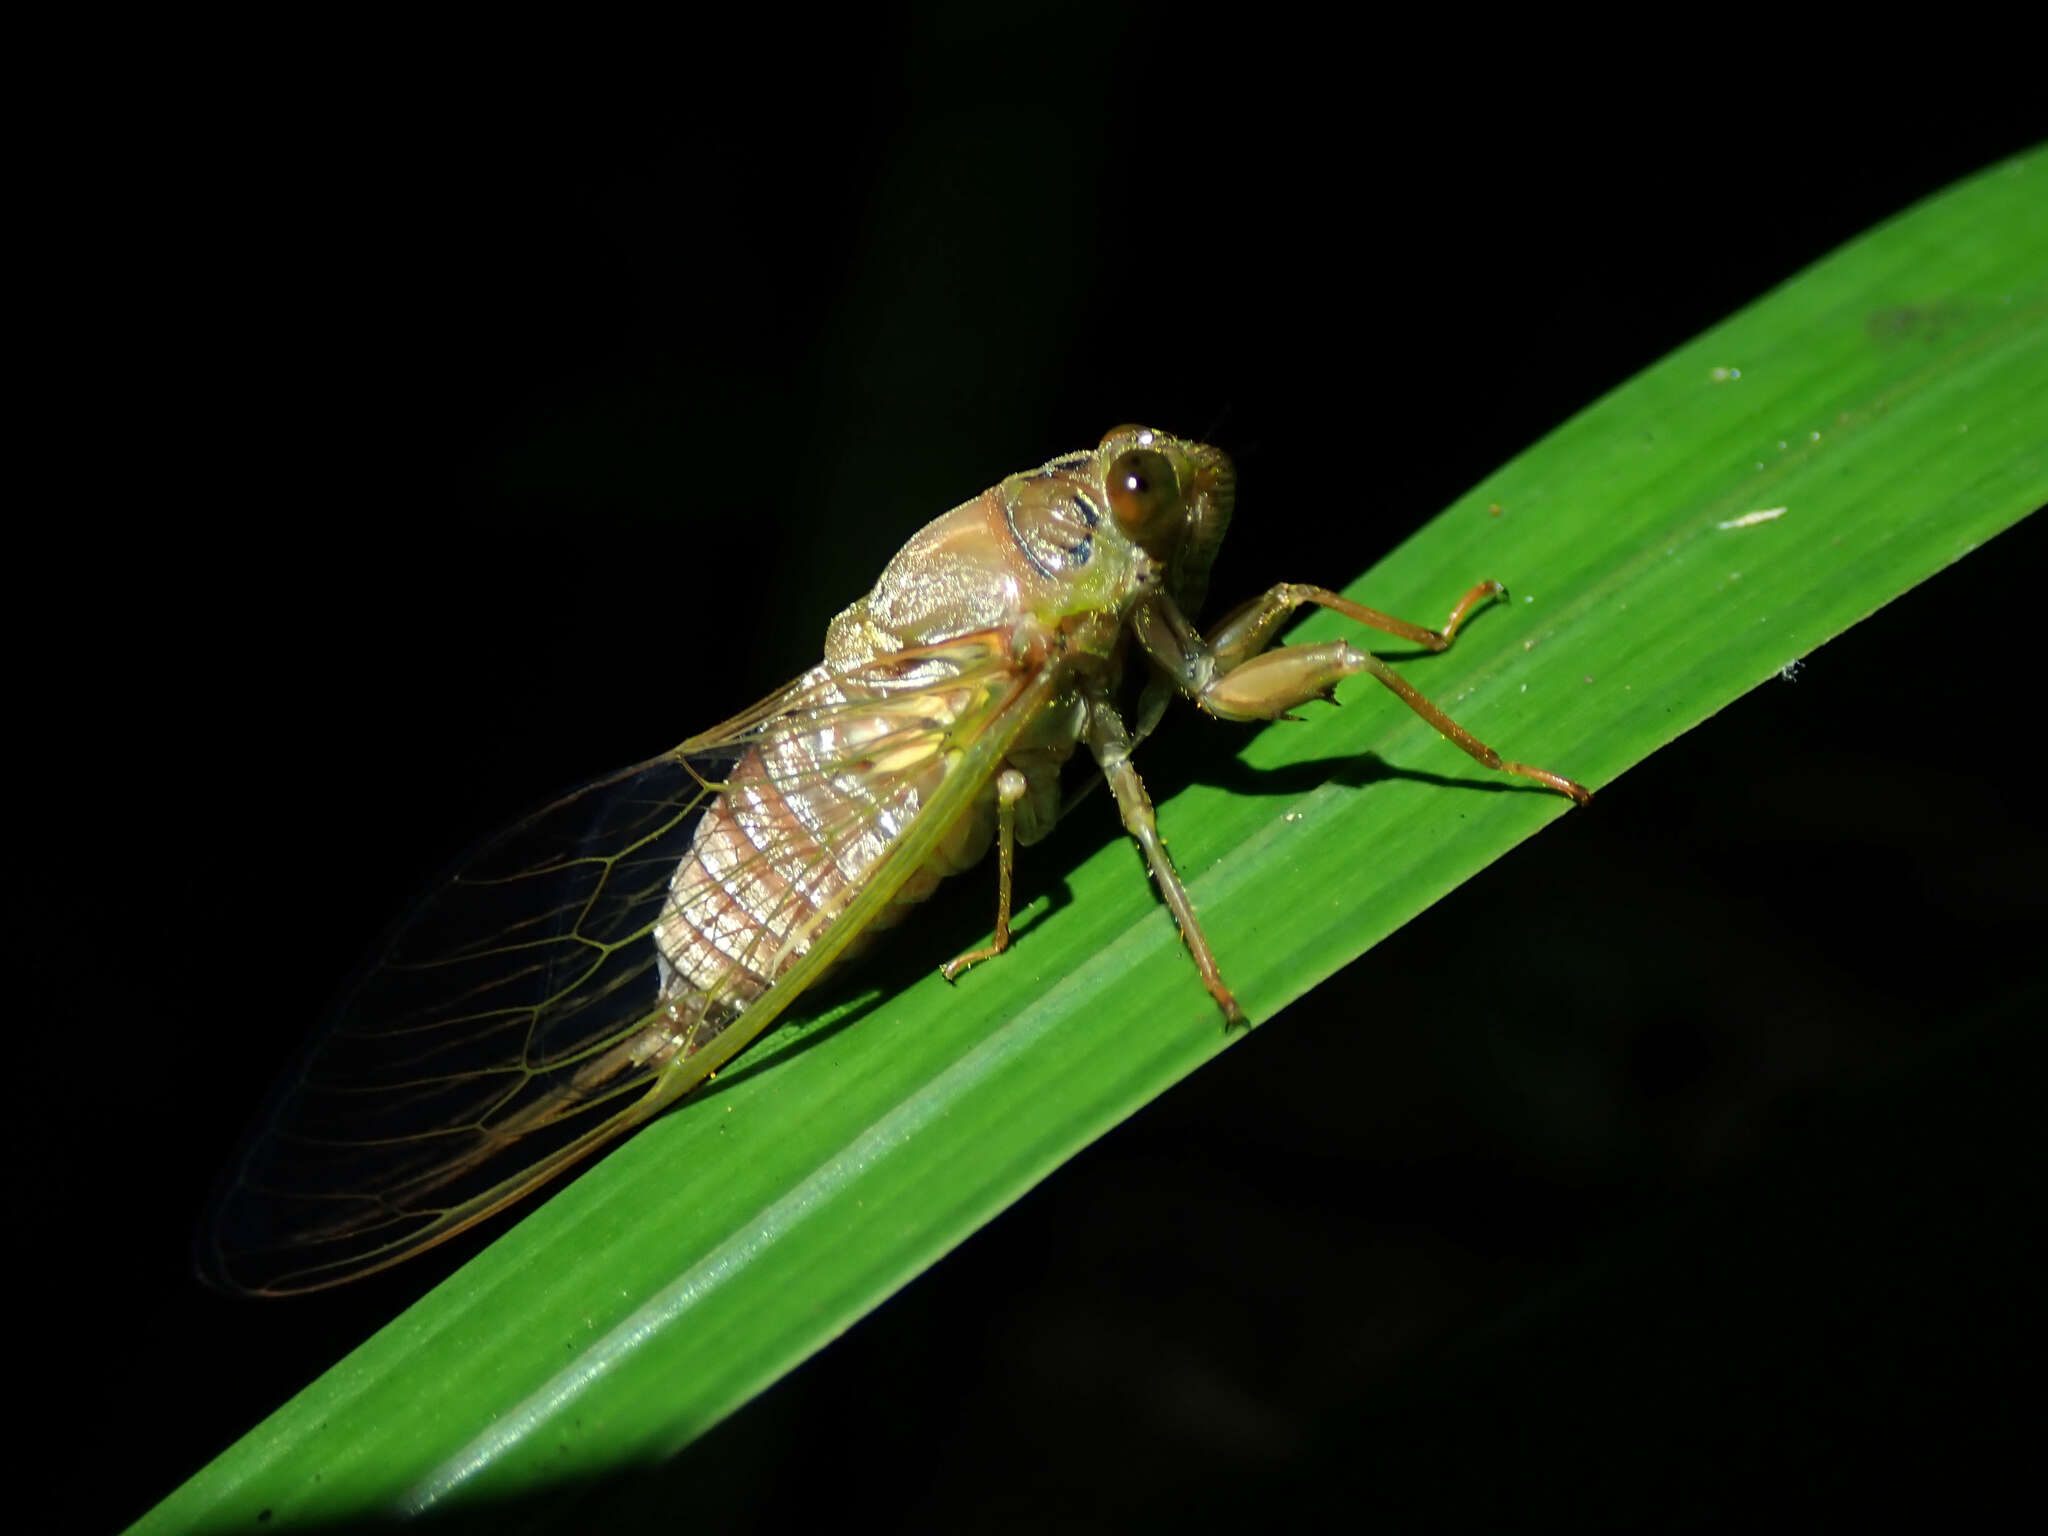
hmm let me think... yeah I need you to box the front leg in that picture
[1207,579,1510,670]
[1132,584,1591,805]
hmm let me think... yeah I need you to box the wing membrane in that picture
[202,635,1062,1293]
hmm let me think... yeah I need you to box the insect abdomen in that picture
[651,669,991,1051]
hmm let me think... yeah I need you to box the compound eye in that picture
[1106,447,1181,543]
[1099,423,1157,449]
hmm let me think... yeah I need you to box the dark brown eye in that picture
[1106,447,1181,543]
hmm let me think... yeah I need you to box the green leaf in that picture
[137,151,2045,1532]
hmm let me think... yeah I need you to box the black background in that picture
[18,10,2041,1532]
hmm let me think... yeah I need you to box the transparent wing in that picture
[203,634,1067,1294]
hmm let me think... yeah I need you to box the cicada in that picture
[201,425,1589,1293]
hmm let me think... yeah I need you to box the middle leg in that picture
[1081,683,1247,1028]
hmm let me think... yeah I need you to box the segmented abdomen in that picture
[651,664,994,1055]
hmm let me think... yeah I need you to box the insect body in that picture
[202,425,1588,1293]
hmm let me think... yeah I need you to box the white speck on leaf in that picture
[1718,506,1787,530]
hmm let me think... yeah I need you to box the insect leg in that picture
[1132,589,1590,804]
[1314,646,1591,802]
[940,768,1029,982]
[1081,684,1248,1028]
[1206,581,1506,671]
[1206,640,1590,801]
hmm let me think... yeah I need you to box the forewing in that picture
[202,636,1063,1293]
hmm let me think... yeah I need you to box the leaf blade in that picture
[137,149,2046,1534]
